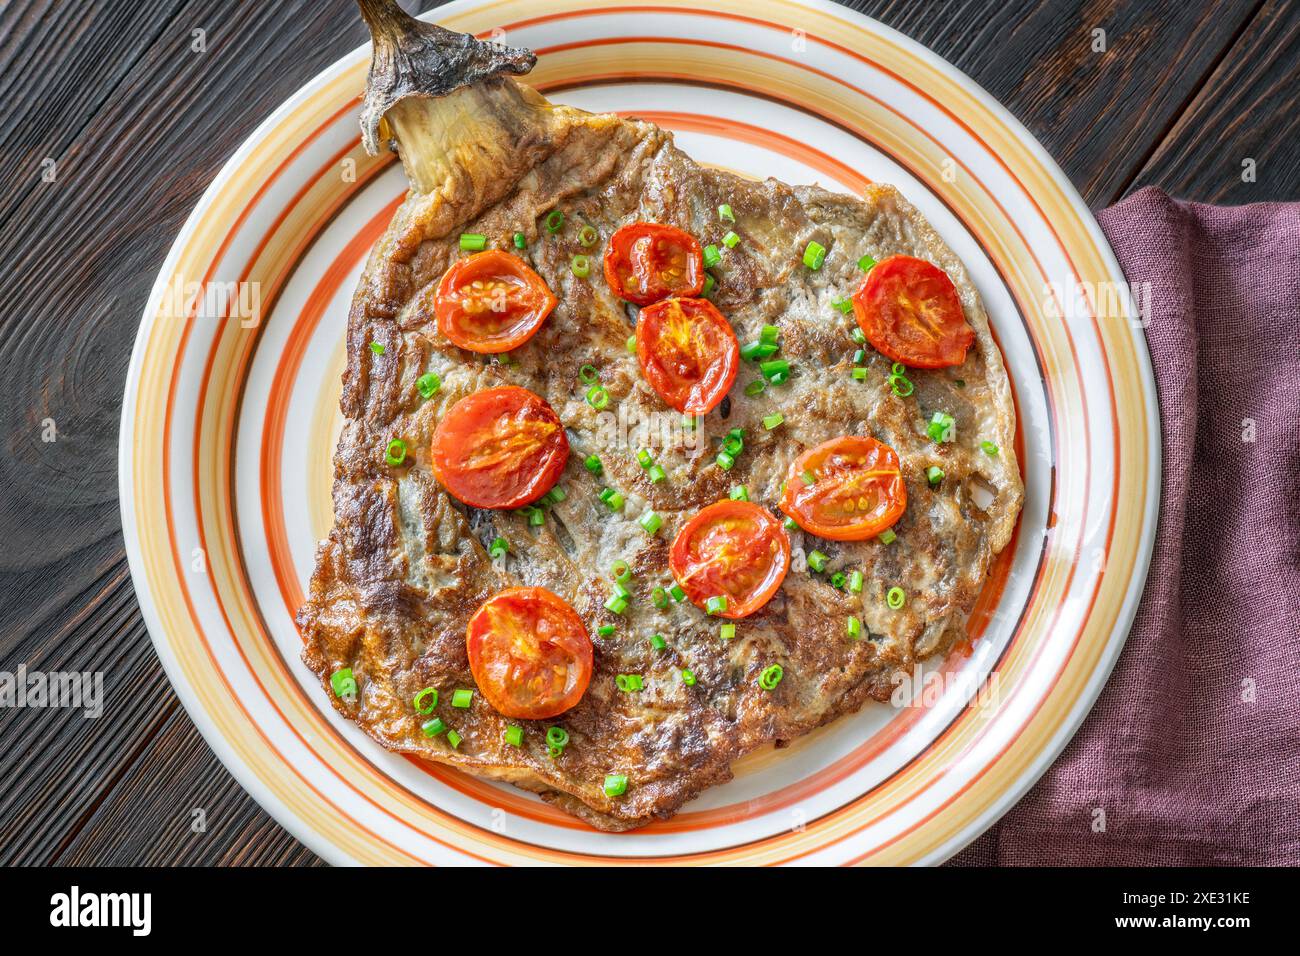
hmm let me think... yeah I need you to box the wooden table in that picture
[1,0,1295,867]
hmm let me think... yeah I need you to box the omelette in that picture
[297,0,1024,830]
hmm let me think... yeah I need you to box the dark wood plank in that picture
[0,0,1291,868]
[1125,0,1300,204]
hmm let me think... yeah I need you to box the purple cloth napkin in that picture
[950,187,1300,866]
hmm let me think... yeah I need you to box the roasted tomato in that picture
[851,255,974,368]
[635,297,740,414]
[430,386,569,509]
[603,222,704,306]
[435,250,557,353]
[779,436,906,541]
[669,500,790,619]
[466,587,593,720]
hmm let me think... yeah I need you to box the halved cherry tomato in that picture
[466,587,593,720]
[435,250,557,353]
[779,436,906,541]
[851,255,974,368]
[430,386,569,509]
[603,222,704,306]
[669,500,790,619]
[636,297,740,414]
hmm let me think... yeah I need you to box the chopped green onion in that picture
[513,232,527,249]
[702,274,715,297]
[331,668,357,698]
[452,689,474,709]
[586,384,609,409]
[745,379,767,397]
[416,371,441,398]
[626,334,637,353]
[762,413,785,431]
[759,358,789,382]
[385,438,407,467]
[851,368,867,381]
[705,595,728,615]
[578,224,598,247]
[546,726,569,749]
[585,454,603,475]
[981,441,1000,456]
[546,486,567,504]
[611,559,631,583]
[858,253,877,271]
[800,469,816,487]
[721,431,744,455]
[729,485,749,501]
[597,623,616,638]
[759,664,784,690]
[847,616,862,639]
[413,687,438,714]
[720,623,736,640]
[612,580,632,600]
[650,634,667,650]
[681,668,696,686]
[504,725,523,747]
[926,466,945,486]
[851,327,866,344]
[890,373,915,397]
[853,349,867,365]
[759,324,780,345]
[723,230,740,249]
[831,296,854,314]
[546,209,565,233]
[636,448,653,468]
[927,411,956,443]
[579,363,600,385]
[604,773,628,797]
[703,244,722,268]
[669,584,686,602]
[807,550,828,573]
[526,506,545,527]
[886,586,906,609]
[605,593,629,615]
[369,341,385,355]
[848,570,864,594]
[571,254,591,278]
[639,511,663,535]
[459,233,487,251]
[784,516,798,531]
[489,537,508,559]
[616,674,643,692]
[718,203,735,223]
[421,717,447,737]
[741,340,779,361]
[803,240,826,270]
[716,451,735,471]
[830,571,847,589]
[446,729,463,749]
[652,586,669,609]
[600,488,625,511]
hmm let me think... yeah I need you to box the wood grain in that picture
[0,0,1294,867]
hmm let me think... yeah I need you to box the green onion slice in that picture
[413,687,438,714]
[545,209,565,233]
[416,371,441,398]
[330,668,357,698]
[886,586,906,609]
[459,233,487,251]
[703,244,722,268]
[578,224,598,247]
[718,204,735,223]
[586,384,609,410]
[638,511,663,535]
[705,594,728,615]
[452,688,474,708]
[384,438,407,467]
[604,773,628,797]
[579,363,600,385]
[421,717,447,737]
[759,664,784,690]
[681,668,696,686]
[504,725,523,747]
[803,240,827,270]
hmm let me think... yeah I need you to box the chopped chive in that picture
[853,349,867,365]
[890,372,915,397]
[720,623,736,640]
[830,571,847,589]
[879,529,897,545]
[597,623,616,638]
[528,507,545,527]
[745,379,767,397]
[446,729,463,749]
[847,616,862,639]
[330,668,357,698]
[369,341,385,355]
[602,489,625,511]
[858,253,877,271]
[579,363,600,385]
[513,232,527,249]
[504,725,523,747]
[669,584,686,602]
[783,516,798,531]
[385,438,407,467]
[886,586,906,609]
[803,240,826,270]
[982,441,1000,456]
[452,688,474,708]
[926,466,945,486]
[611,559,632,583]
[800,469,816,487]
[759,358,789,382]
[927,411,956,443]
[545,209,565,233]
[416,371,441,398]
[848,570,864,594]
[626,334,637,353]
[762,412,785,431]
[851,368,867,381]
[636,448,653,468]
[489,537,508,559]
[705,595,728,615]
[702,273,715,297]
[741,340,779,361]
[578,224,599,247]
[585,454,603,475]
[547,486,567,503]
[650,634,667,650]
[639,511,663,535]
[723,230,740,249]
[831,296,854,314]
[716,451,735,471]
[459,233,487,251]
[612,581,631,600]
[759,664,784,690]
[413,687,438,714]
[616,674,643,692]
[807,550,828,573]
[652,586,669,609]
[546,726,569,752]
[586,384,609,409]
[604,773,628,797]
[718,203,735,223]
[759,324,780,345]
[851,327,866,344]
[571,254,591,278]
[681,668,696,686]
[605,593,629,614]
[421,717,447,737]
[703,244,722,269]
[730,485,748,501]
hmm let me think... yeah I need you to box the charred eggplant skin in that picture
[357,0,536,155]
